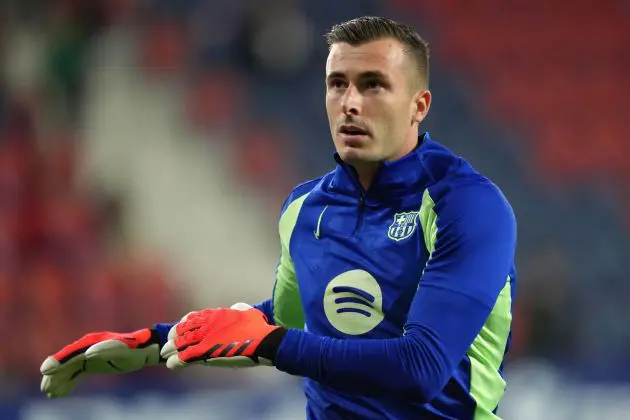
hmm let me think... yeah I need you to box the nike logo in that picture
[314,205,328,239]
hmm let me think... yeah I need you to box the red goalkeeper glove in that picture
[40,328,161,398]
[160,304,287,369]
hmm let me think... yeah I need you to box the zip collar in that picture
[330,132,434,203]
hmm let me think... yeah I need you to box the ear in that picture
[411,90,431,125]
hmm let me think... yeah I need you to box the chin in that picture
[338,147,378,164]
[338,147,363,161]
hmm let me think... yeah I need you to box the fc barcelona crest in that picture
[388,212,419,242]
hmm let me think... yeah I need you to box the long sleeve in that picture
[153,322,176,346]
[253,299,275,324]
[274,183,516,402]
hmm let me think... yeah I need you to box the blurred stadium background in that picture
[0,0,628,418]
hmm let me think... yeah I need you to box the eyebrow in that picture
[326,70,389,82]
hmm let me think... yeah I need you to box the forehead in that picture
[326,38,408,76]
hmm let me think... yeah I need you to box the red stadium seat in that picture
[185,71,243,132]
[398,0,627,184]
[140,20,187,76]
[0,97,188,376]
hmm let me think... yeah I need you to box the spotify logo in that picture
[323,270,384,335]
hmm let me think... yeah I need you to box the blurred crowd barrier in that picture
[1,0,629,418]
[7,363,630,420]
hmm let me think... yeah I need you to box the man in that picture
[41,16,517,419]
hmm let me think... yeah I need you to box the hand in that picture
[161,303,286,370]
[40,328,160,398]
[163,303,265,369]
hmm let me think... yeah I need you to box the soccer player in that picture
[41,16,517,419]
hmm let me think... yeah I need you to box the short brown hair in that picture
[325,16,430,89]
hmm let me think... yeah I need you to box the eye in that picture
[365,79,383,90]
[329,79,347,89]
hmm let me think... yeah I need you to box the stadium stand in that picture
[1,0,629,417]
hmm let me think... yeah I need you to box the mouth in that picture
[339,124,370,139]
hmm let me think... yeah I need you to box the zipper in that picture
[340,163,370,236]
[354,192,366,235]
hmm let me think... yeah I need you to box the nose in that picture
[341,85,361,116]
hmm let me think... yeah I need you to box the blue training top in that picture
[156,132,517,420]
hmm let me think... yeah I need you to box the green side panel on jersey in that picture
[419,189,438,258]
[273,193,308,330]
[419,188,511,418]
[468,277,512,420]
[411,188,437,334]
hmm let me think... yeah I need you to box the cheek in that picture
[326,99,334,111]
[326,92,340,110]
[381,105,404,134]
[376,106,409,147]
[326,99,337,122]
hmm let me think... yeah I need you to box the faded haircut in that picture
[326,16,430,89]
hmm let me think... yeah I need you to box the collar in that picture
[330,132,434,203]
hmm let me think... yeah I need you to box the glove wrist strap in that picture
[255,327,288,364]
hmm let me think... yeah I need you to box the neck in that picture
[353,162,380,190]
[354,133,419,190]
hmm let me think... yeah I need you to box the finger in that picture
[163,331,204,360]
[174,308,233,338]
[50,380,77,398]
[41,352,85,377]
[179,311,198,323]
[174,330,202,352]
[162,335,210,366]
[168,310,212,341]
[183,308,220,323]
[40,374,52,393]
[40,356,62,375]
[41,363,82,397]
[85,340,129,360]
[118,328,154,349]
[175,317,208,337]
[167,323,179,341]
[165,349,208,370]
[50,332,109,364]
[165,353,187,370]
[42,368,66,396]
[160,339,178,360]
[178,341,224,365]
